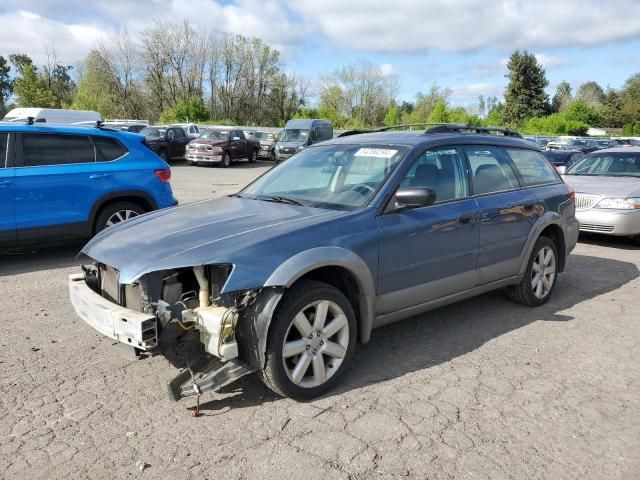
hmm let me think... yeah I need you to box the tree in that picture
[503,50,549,126]
[407,83,452,123]
[477,95,486,117]
[601,88,623,128]
[12,64,57,107]
[551,81,572,113]
[427,99,449,122]
[620,73,640,126]
[160,98,209,123]
[9,53,34,76]
[383,101,400,126]
[564,99,602,126]
[575,81,605,108]
[0,56,11,115]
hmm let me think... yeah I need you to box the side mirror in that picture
[393,188,436,211]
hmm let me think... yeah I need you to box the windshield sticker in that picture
[354,148,398,158]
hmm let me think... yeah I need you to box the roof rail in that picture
[425,124,523,138]
[379,123,466,132]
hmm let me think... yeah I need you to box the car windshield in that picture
[279,129,309,142]
[200,129,229,140]
[253,132,276,141]
[140,127,166,139]
[566,152,640,177]
[239,144,409,210]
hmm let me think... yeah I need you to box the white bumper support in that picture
[68,274,158,350]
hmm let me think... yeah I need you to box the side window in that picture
[505,148,561,186]
[176,128,186,140]
[22,134,95,166]
[236,130,245,140]
[167,129,176,141]
[399,146,468,204]
[94,137,128,161]
[464,146,519,195]
[0,133,7,167]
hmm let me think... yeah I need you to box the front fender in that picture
[264,247,377,343]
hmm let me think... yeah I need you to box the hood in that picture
[563,174,640,197]
[189,139,227,147]
[81,197,344,284]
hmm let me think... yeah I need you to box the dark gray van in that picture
[274,119,333,162]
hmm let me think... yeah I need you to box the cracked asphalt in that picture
[1,160,640,479]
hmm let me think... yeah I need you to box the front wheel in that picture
[221,152,231,168]
[507,236,558,306]
[259,280,357,400]
[248,150,257,163]
[158,149,168,162]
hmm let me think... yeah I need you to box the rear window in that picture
[505,148,561,186]
[22,133,95,166]
[94,136,128,161]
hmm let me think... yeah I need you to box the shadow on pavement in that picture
[0,242,83,277]
[578,232,639,250]
[196,253,638,412]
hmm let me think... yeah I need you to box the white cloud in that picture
[286,0,640,53]
[451,83,503,104]
[534,53,569,69]
[380,63,395,76]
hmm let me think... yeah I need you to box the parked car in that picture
[140,126,190,161]
[103,119,149,133]
[0,123,177,249]
[274,119,333,162]
[616,137,640,147]
[543,150,585,174]
[171,123,201,139]
[69,124,578,402]
[595,139,618,150]
[253,131,279,160]
[185,127,260,167]
[546,137,599,153]
[2,108,102,125]
[563,147,640,244]
[524,136,549,149]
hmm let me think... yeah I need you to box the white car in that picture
[171,123,201,139]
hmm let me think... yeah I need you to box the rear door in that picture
[464,145,540,284]
[14,132,114,241]
[0,133,16,246]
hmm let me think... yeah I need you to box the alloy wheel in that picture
[531,246,556,299]
[106,209,139,227]
[281,300,349,388]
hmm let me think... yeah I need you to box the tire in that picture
[187,160,196,166]
[158,149,168,162]
[259,280,357,400]
[270,151,276,162]
[221,152,231,168]
[94,201,146,234]
[248,150,257,163]
[507,236,558,306]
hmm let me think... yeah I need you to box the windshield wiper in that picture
[258,195,305,206]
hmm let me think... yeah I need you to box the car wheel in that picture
[94,201,146,234]
[260,280,356,400]
[221,152,231,168]
[158,149,168,162]
[507,236,558,306]
[248,150,257,163]
[270,151,276,162]
[187,160,196,166]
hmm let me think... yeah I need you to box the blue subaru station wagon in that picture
[0,123,177,249]
[69,124,578,402]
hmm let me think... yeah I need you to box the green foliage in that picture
[563,100,602,126]
[167,98,210,123]
[383,102,400,126]
[551,81,572,113]
[427,100,449,123]
[484,105,505,126]
[522,114,588,136]
[72,51,118,116]
[293,106,319,120]
[575,81,605,107]
[503,50,549,125]
[12,64,57,108]
[622,122,640,136]
[601,89,624,128]
[9,53,34,75]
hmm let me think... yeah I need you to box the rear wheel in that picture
[187,160,196,166]
[221,152,231,168]
[248,150,257,163]
[94,201,146,234]
[158,149,168,162]
[507,236,558,306]
[270,151,276,162]
[259,280,356,400]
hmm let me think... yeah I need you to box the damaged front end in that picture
[69,260,284,402]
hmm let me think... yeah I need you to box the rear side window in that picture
[93,136,128,161]
[0,133,7,167]
[464,146,519,195]
[175,128,186,140]
[504,148,560,186]
[22,134,95,166]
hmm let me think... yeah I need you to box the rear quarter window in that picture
[93,136,128,161]
[504,148,561,186]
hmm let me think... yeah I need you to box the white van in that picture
[1,108,102,125]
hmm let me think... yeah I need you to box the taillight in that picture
[566,184,575,202]
[155,169,171,183]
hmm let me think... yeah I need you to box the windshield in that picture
[240,144,408,210]
[140,127,166,139]
[566,152,640,177]
[279,129,310,142]
[253,132,276,141]
[200,129,230,140]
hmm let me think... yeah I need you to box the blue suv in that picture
[0,123,177,248]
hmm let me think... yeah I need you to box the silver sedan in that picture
[563,147,640,243]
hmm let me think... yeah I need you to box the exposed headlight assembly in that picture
[596,197,640,209]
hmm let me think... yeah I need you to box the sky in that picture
[1,0,640,108]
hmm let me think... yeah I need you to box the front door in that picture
[463,145,540,284]
[0,132,16,246]
[376,145,479,315]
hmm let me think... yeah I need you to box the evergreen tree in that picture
[503,50,549,126]
[12,64,57,107]
[551,81,572,112]
[601,89,623,128]
[0,56,11,115]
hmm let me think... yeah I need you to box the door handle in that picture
[457,214,474,224]
[89,173,110,180]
